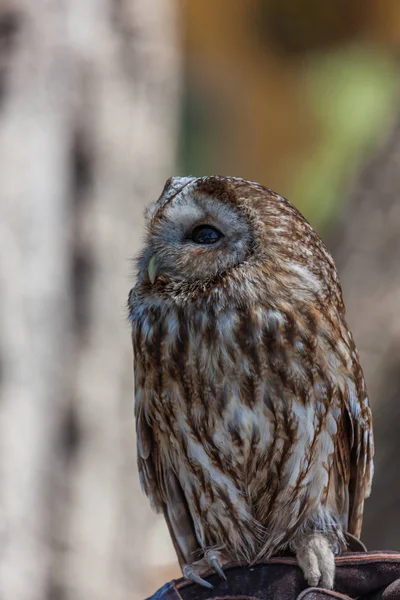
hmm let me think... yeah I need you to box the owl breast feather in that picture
[133,296,351,559]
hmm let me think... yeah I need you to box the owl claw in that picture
[183,565,214,589]
[209,555,227,581]
[183,550,227,588]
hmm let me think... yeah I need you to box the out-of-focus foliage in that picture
[294,46,399,229]
[180,0,400,231]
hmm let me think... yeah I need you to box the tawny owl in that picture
[129,176,373,590]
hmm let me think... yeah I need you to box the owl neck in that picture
[130,259,336,322]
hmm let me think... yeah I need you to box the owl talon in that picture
[210,555,227,581]
[183,565,214,589]
[183,551,227,588]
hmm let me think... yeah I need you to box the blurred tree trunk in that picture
[0,1,181,600]
[331,107,400,550]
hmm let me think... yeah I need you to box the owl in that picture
[129,176,373,590]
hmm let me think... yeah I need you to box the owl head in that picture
[136,176,256,285]
[135,176,339,308]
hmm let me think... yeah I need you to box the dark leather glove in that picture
[146,552,400,600]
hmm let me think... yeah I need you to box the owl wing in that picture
[135,400,164,513]
[134,346,200,567]
[327,328,373,539]
[341,382,374,538]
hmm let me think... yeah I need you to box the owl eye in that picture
[190,225,223,245]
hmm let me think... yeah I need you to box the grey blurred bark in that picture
[331,107,400,550]
[0,1,181,599]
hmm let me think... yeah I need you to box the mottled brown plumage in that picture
[129,176,373,589]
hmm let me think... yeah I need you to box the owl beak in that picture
[147,255,159,284]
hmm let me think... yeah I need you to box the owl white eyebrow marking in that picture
[155,177,195,215]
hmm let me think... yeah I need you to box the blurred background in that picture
[0,1,400,599]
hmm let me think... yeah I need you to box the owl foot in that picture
[292,532,335,589]
[183,550,227,589]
